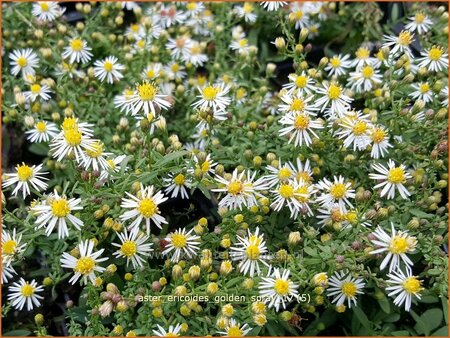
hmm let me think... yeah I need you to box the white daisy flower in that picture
[163,172,191,199]
[386,268,423,312]
[121,1,139,11]
[185,2,205,17]
[112,227,153,269]
[288,3,310,30]
[277,92,317,115]
[54,61,85,79]
[26,120,58,143]
[32,190,84,239]
[348,64,382,93]
[128,80,172,118]
[166,36,193,60]
[235,3,257,23]
[114,88,135,115]
[217,318,253,336]
[141,63,162,81]
[314,82,353,118]
[369,223,417,271]
[212,169,268,211]
[382,30,415,58]
[282,72,316,96]
[263,160,295,188]
[188,153,217,176]
[157,5,187,29]
[61,240,108,285]
[7,278,44,311]
[62,38,93,64]
[335,110,373,151]
[259,267,299,311]
[230,227,270,277]
[409,82,434,103]
[369,125,392,159]
[120,183,168,235]
[260,1,287,11]
[82,141,112,172]
[315,175,355,213]
[9,48,39,77]
[192,83,231,113]
[94,56,125,84]
[417,45,448,72]
[405,12,432,34]
[183,41,208,67]
[162,227,201,263]
[270,180,306,218]
[317,204,368,229]
[125,23,145,40]
[441,86,449,107]
[23,83,52,102]
[325,54,352,77]
[2,265,17,283]
[289,158,313,184]
[327,270,365,308]
[99,155,127,181]
[278,112,323,148]
[1,228,26,266]
[153,324,183,337]
[164,61,187,81]
[230,38,252,55]
[369,160,412,199]
[2,163,48,199]
[351,46,377,69]
[31,1,65,22]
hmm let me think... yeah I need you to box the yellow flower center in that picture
[74,257,96,275]
[389,236,408,254]
[137,40,146,49]
[290,98,305,112]
[419,83,430,93]
[398,31,413,46]
[355,47,370,59]
[138,198,157,218]
[330,183,347,199]
[147,70,155,78]
[352,121,367,135]
[328,84,341,100]
[293,10,304,20]
[294,114,310,130]
[227,326,243,337]
[414,12,425,23]
[171,63,180,72]
[20,283,35,297]
[62,117,78,130]
[17,56,28,67]
[31,84,41,94]
[246,244,260,260]
[120,241,137,257]
[274,279,290,296]
[278,167,292,179]
[387,167,405,184]
[171,233,187,248]
[371,128,386,143]
[3,240,17,255]
[173,173,185,186]
[403,277,422,294]
[166,333,178,337]
[243,2,253,13]
[86,142,103,158]
[361,65,374,79]
[70,39,84,52]
[186,2,197,11]
[64,128,82,146]
[202,86,218,101]
[107,159,116,169]
[17,164,33,181]
[35,121,47,133]
[200,161,210,173]
[296,171,311,182]
[51,199,70,217]
[40,2,49,11]
[341,281,357,297]
[137,81,158,101]
[103,61,113,72]
[227,180,243,195]
[238,39,248,48]
[279,184,294,199]
[330,56,341,68]
[130,24,139,32]
[295,185,309,202]
[190,44,201,55]
[345,211,358,224]
[295,75,307,88]
[428,46,444,61]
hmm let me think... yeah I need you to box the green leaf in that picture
[304,247,318,257]
[352,306,371,329]
[431,326,448,336]
[3,330,32,336]
[29,143,49,156]
[441,296,448,325]
[409,209,434,219]
[154,150,189,169]
[392,330,410,336]
[421,308,443,333]
[378,296,391,314]
[411,309,430,335]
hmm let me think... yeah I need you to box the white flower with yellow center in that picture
[327,270,365,308]
[61,240,108,285]
[369,160,412,199]
[125,23,145,40]
[270,180,306,218]
[259,267,299,311]
[24,83,52,102]
[9,48,39,77]
[55,61,85,79]
[152,323,183,337]
[441,86,449,107]
[2,163,48,199]
[217,318,252,336]
[278,92,317,115]
[99,155,127,181]
[120,183,168,235]
[260,1,287,11]
[235,3,257,23]
[1,228,26,266]
[386,268,423,312]
[164,61,187,81]
[283,72,316,96]
[185,2,205,17]
[94,56,125,84]
[112,227,153,269]
[317,204,369,229]
[166,36,193,59]
[212,169,268,210]
[409,82,434,103]
[62,38,93,64]
[348,64,382,93]
[418,45,448,72]
[82,141,112,172]
[278,111,323,148]
[31,1,65,22]
[129,80,172,118]
[351,46,377,68]
[2,265,17,284]
[325,54,352,77]
[369,223,417,271]
[188,153,217,176]
[183,41,209,67]
[32,190,84,239]
[26,120,58,143]
[114,88,136,114]
[315,82,353,118]
[192,82,231,113]
[405,12,432,34]
[335,110,373,151]
[162,227,201,263]
[263,161,295,188]
[7,278,44,311]
[230,227,270,277]
[316,175,355,213]
[290,158,313,184]
[288,3,310,30]
[163,172,192,199]
[141,63,162,81]
[382,30,415,58]
[369,125,392,159]
[230,37,252,55]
